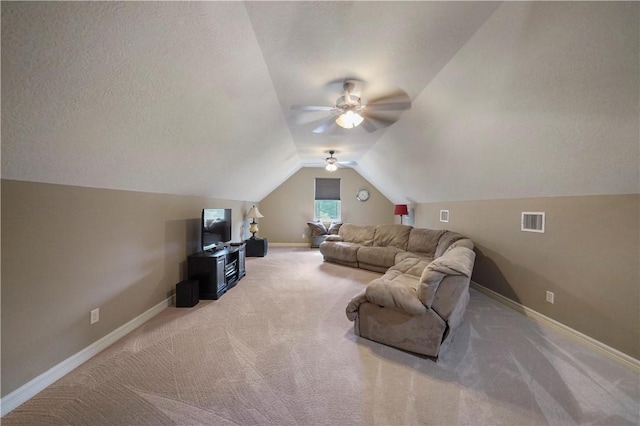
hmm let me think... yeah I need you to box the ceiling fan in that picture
[324,150,355,171]
[302,150,357,171]
[291,80,411,134]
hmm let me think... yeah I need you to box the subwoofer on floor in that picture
[176,279,199,307]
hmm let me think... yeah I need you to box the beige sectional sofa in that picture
[319,223,476,358]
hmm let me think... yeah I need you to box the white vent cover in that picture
[521,212,545,233]
[440,210,449,223]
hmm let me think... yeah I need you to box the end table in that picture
[245,237,268,257]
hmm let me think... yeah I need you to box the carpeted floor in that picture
[3,247,639,425]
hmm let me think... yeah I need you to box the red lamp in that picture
[394,204,409,225]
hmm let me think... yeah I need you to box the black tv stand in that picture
[187,242,246,300]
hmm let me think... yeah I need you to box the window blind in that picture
[315,178,341,200]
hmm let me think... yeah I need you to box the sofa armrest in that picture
[364,274,428,316]
[346,290,368,321]
[324,234,343,242]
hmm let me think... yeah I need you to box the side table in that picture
[245,237,268,257]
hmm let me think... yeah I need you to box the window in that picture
[315,178,341,221]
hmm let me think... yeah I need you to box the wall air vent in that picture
[521,212,545,233]
[440,210,449,223]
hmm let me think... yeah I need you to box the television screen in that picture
[201,208,232,251]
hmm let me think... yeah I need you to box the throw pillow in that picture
[327,221,343,235]
[306,220,328,237]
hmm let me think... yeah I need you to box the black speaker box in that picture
[246,237,268,257]
[176,279,199,308]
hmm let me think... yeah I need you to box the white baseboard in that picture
[1,296,173,417]
[470,282,640,374]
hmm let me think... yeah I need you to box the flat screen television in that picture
[201,208,232,251]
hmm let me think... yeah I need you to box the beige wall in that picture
[1,179,256,396]
[414,194,640,359]
[258,167,395,243]
[3,182,638,399]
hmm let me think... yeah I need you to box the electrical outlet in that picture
[546,291,554,304]
[90,308,100,324]
[302,234,306,239]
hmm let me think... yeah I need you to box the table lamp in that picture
[247,206,264,239]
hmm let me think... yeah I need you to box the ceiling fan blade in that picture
[362,112,398,130]
[360,119,379,133]
[366,88,409,103]
[364,88,412,111]
[291,105,336,112]
[312,116,339,134]
[364,101,411,111]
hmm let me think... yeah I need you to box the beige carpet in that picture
[3,247,639,425]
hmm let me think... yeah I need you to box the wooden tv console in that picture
[187,243,246,300]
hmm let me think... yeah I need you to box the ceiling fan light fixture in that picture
[325,163,338,172]
[325,150,339,171]
[335,110,364,129]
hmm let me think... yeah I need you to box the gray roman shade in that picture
[315,178,341,200]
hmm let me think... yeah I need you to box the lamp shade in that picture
[247,206,264,219]
[394,204,409,216]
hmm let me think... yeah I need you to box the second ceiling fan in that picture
[291,80,411,134]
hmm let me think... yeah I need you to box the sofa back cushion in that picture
[442,238,475,256]
[407,228,446,256]
[435,231,466,258]
[373,224,412,250]
[338,223,375,245]
[418,246,476,308]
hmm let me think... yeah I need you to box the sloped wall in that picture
[360,2,639,202]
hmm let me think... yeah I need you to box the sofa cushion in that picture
[357,246,403,269]
[434,231,466,258]
[339,223,375,245]
[390,258,430,277]
[407,228,446,257]
[395,251,434,264]
[373,224,412,250]
[306,220,328,236]
[320,241,361,263]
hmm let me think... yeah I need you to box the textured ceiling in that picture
[244,1,501,163]
[3,2,637,203]
[1,1,500,201]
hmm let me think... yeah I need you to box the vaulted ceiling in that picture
[2,2,638,203]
